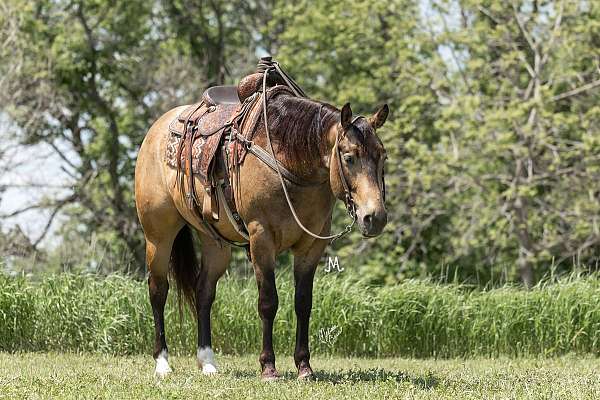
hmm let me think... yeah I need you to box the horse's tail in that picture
[170,225,199,316]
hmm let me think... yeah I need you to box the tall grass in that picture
[1,273,599,357]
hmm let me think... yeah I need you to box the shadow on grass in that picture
[313,368,438,389]
[228,368,438,389]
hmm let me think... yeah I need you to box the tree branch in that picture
[551,78,600,102]
[540,1,563,68]
[512,3,537,55]
[32,194,76,248]
[46,140,80,173]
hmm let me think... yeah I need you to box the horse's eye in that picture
[343,154,354,165]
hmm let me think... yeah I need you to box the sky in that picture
[0,112,70,248]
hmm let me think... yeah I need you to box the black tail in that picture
[170,225,200,316]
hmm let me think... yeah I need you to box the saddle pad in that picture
[165,133,208,176]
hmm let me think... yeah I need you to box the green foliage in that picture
[270,0,446,284]
[2,273,600,357]
[284,0,600,285]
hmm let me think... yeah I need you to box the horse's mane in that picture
[263,93,339,171]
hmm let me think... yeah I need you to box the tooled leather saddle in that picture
[164,58,294,246]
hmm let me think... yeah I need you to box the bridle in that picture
[333,116,363,220]
[333,115,386,225]
[260,60,382,242]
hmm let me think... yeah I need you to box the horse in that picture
[134,68,389,380]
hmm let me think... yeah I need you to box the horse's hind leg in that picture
[195,233,231,374]
[145,229,181,378]
[140,207,183,377]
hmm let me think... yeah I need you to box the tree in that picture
[419,0,600,286]
[162,0,265,85]
[1,0,164,270]
[271,0,600,286]
[269,0,450,283]
[2,0,600,286]
[0,0,267,272]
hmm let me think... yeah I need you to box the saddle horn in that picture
[237,57,288,102]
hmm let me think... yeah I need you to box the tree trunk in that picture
[518,249,534,288]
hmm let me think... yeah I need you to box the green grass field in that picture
[3,273,600,358]
[1,352,598,399]
[2,274,600,398]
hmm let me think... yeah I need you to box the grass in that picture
[2,273,600,357]
[0,352,599,399]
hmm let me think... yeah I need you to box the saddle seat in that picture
[202,85,241,106]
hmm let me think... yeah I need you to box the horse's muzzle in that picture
[358,209,387,238]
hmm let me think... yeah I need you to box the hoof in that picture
[155,368,172,379]
[261,365,281,381]
[155,363,172,379]
[197,347,218,376]
[297,366,314,380]
[298,364,314,381]
[155,351,172,378]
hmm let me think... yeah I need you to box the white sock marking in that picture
[155,350,172,378]
[197,346,218,375]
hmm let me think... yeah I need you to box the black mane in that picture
[263,93,339,170]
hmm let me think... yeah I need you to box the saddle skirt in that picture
[165,102,241,184]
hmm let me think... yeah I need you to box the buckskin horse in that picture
[134,58,389,380]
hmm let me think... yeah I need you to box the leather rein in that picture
[258,61,357,242]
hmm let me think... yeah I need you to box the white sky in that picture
[0,113,70,248]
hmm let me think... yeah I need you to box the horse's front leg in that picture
[196,233,230,375]
[250,231,280,380]
[293,239,328,379]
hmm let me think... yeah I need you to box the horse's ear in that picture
[369,104,389,129]
[340,103,353,130]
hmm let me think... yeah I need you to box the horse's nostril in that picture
[363,214,373,229]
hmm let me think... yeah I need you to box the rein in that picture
[260,62,357,242]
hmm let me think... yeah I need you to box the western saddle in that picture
[165,57,304,249]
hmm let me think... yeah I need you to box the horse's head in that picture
[329,103,389,238]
